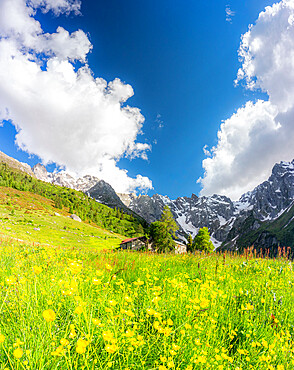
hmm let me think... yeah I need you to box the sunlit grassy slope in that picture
[0,186,125,249]
[0,162,147,239]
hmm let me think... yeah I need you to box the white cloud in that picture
[155,113,164,128]
[93,158,152,194]
[200,0,294,200]
[0,0,152,194]
[203,145,211,157]
[225,5,235,23]
[29,0,81,15]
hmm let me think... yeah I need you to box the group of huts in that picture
[119,236,187,254]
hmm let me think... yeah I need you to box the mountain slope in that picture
[0,186,125,249]
[32,163,147,224]
[123,193,236,244]
[235,160,294,221]
[220,201,294,255]
[88,180,128,209]
[220,160,294,252]
[0,163,146,238]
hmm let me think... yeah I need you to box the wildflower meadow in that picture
[0,238,293,369]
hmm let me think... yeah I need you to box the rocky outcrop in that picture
[117,193,137,207]
[32,163,48,182]
[70,214,82,222]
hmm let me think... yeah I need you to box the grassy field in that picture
[0,235,292,369]
[0,187,125,250]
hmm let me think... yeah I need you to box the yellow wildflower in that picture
[93,278,102,285]
[13,348,23,359]
[105,344,118,353]
[105,263,113,271]
[60,338,69,346]
[32,265,42,274]
[42,309,56,322]
[74,306,83,314]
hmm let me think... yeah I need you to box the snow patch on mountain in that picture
[176,215,199,237]
[32,164,99,192]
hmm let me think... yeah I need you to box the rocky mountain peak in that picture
[235,159,294,221]
[118,159,294,249]
[32,164,100,192]
[32,163,48,180]
[88,180,122,206]
[271,160,294,176]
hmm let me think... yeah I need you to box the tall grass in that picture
[0,237,292,369]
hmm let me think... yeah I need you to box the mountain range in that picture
[1,151,294,252]
[117,160,294,252]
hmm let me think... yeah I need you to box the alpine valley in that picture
[2,151,294,253]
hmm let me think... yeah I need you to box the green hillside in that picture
[0,163,146,235]
[0,163,146,248]
[0,186,126,249]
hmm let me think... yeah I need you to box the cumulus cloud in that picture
[0,0,152,193]
[93,158,152,194]
[200,0,294,200]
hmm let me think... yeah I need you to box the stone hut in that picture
[119,236,148,251]
[175,241,187,254]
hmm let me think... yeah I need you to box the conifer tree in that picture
[192,227,214,253]
[149,221,175,253]
[149,206,178,253]
[160,206,178,237]
[187,234,193,252]
[136,223,145,235]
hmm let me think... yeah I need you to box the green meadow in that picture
[0,235,292,369]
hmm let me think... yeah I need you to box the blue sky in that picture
[0,0,282,199]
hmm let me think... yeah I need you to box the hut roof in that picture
[120,236,146,245]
